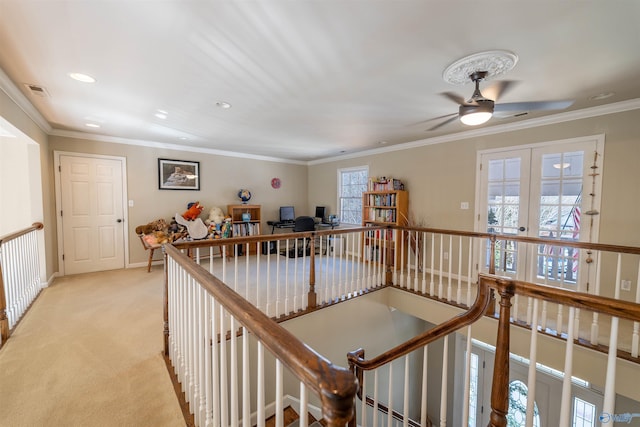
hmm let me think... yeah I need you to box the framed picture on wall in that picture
[158,158,200,190]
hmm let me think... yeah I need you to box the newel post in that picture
[308,233,317,309]
[488,280,515,427]
[162,246,170,356]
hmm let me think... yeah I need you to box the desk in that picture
[267,220,339,234]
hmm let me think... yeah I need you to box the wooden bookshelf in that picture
[362,190,408,269]
[227,204,261,255]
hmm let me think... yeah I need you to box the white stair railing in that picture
[164,243,357,427]
[0,222,44,347]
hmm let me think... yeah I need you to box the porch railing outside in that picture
[0,222,44,347]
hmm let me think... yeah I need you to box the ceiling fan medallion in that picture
[443,50,519,85]
[421,51,574,131]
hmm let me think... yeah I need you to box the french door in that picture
[476,136,603,287]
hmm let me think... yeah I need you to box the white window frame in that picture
[337,166,368,225]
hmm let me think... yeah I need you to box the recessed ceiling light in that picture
[179,137,187,140]
[216,101,231,109]
[155,110,168,119]
[69,72,96,83]
[589,92,614,101]
[85,123,100,128]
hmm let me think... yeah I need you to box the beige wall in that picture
[48,135,309,266]
[309,109,640,247]
[1,90,55,280]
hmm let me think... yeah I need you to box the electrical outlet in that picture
[621,280,631,291]
[460,202,469,210]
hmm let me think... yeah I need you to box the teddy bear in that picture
[205,207,225,226]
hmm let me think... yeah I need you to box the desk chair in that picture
[287,216,315,257]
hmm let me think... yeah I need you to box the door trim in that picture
[54,151,129,276]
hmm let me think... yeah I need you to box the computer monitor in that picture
[315,206,326,219]
[279,206,295,222]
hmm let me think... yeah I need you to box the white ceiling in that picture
[1,1,639,162]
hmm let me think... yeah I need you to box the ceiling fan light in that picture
[460,111,492,126]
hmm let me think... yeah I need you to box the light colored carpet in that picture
[0,267,185,427]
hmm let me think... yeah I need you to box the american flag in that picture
[572,205,581,272]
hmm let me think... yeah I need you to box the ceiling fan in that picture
[426,71,574,131]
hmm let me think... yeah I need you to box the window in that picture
[573,397,596,427]
[508,380,540,427]
[338,166,368,225]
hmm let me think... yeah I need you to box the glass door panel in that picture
[479,150,530,278]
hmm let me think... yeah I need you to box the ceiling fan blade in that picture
[407,112,458,127]
[483,80,517,101]
[426,115,458,131]
[495,100,574,112]
[441,92,467,105]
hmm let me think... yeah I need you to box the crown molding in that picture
[49,129,306,165]
[0,67,52,133]
[309,98,640,165]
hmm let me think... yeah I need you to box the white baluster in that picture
[447,235,452,301]
[387,362,393,427]
[525,299,539,427]
[421,344,429,427]
[590,251,602,345]
[242,328,250,427]
[220,306,229,427]
[256,342,265,427]
[373,369,379,426]
[462,328,472,427]
[422,231,428,294]
[631,260,640,358]
[430,233,435,296]
[360,371,367,427]
[438,234,444,299]
[467,238,473,307]
[440,335,448,427]
[299,382,308,427]
[603,254,623,417]
[457,236,463,304]
[403,355,410,426]
[211,296,220,427]
[276,360,284,427]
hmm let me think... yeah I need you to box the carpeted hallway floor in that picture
[0,267,185,427]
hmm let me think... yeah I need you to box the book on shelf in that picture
[232,222,260,237]
[367,177,404,191]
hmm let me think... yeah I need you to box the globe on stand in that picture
[237,189,252,204]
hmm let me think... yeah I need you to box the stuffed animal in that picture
[136,218,168,235]
[205,207,226,226]
[182,202,204,221]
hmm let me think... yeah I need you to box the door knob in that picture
[117,219,123,223]
[519,226,526,232]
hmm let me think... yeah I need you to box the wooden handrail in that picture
[392,224,640,256]
[0,222,44,347]
[163,244,358,426]
[0,222,44,247]
[346,275,493,372]
[479,274,640,322]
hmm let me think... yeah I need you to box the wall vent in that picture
[24,83,50,98]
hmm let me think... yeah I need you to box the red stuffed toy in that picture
[182,202,204,220]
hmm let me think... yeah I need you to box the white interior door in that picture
[59,154,126,275]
